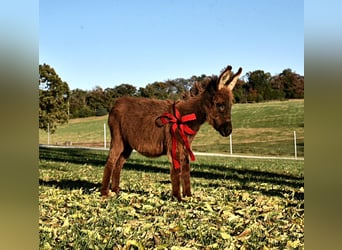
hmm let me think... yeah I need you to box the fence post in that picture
[104,123,106,149]
[230,133,233,155]
[294,130,297,159]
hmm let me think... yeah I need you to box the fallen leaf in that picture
[169,226,181,233]
[237,228,252,238]
[125,240,144,250]
[220,231,232,240]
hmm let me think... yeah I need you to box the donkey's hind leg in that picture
[100,141,124,197]
[110,146,132,194]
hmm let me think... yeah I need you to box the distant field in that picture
[39,99,304,157]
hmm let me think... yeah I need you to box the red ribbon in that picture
[158,104,197,169]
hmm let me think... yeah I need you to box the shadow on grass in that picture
[39,179,101,194]
[39,178,151,197]
[39,146,304,200]
[39,146,108,166]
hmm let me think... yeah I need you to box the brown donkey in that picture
[101,65,242,201]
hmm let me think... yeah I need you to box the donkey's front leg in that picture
[167,150,182,201]
[170,166,182,201]
[181,156,192,197]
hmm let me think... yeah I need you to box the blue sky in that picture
[39,0,303,90]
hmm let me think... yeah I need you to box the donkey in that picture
[101,65,242,201]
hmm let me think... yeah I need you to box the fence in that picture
[42,123,304,161]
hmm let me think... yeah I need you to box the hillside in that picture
[39,99,304,157]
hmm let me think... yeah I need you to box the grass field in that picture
[39,147,304,249]
[39,99,304,157]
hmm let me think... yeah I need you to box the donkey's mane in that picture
[182,74,234,105]
[182,76,217,100]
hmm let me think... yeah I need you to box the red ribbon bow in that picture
[158,104,197,169]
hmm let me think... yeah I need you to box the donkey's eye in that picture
[216,103,225,112]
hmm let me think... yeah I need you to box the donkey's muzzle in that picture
[218,122,232,137]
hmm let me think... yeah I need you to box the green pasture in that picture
[39,99,304,157]
[39,147,304,249]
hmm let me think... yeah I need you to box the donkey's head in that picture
[203,65,242,137]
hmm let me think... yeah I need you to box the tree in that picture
[103,84,137,111]
[232,78,247,103]
[112,83,137,97]
[245,70,272,102]
[270,75,286,100]
[69,88,90,118]
[269,69,304,100]
[280,69,304,99]
[86,86,107,116]
[138,81,169,99]
[39,63,70,133]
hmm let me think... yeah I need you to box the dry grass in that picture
[39,148,304,249]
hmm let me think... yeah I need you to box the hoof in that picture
[183,192,192,197]
[111,187,120,194]
[172,194,182,202]
[100,190,109,197]
[101,190,115,199]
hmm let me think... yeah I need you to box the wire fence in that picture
[39,144,303,161]
[41,122,304,161]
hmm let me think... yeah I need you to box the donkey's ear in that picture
[217,66,243,91]
[217,65,233,90]
[227,67,242,91]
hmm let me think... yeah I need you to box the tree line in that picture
[39,63,304,133]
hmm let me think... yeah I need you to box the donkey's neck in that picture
[176,94,207,132]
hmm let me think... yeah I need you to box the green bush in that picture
[95,107,108,116]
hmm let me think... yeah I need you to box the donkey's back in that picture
[108,96,172,157]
